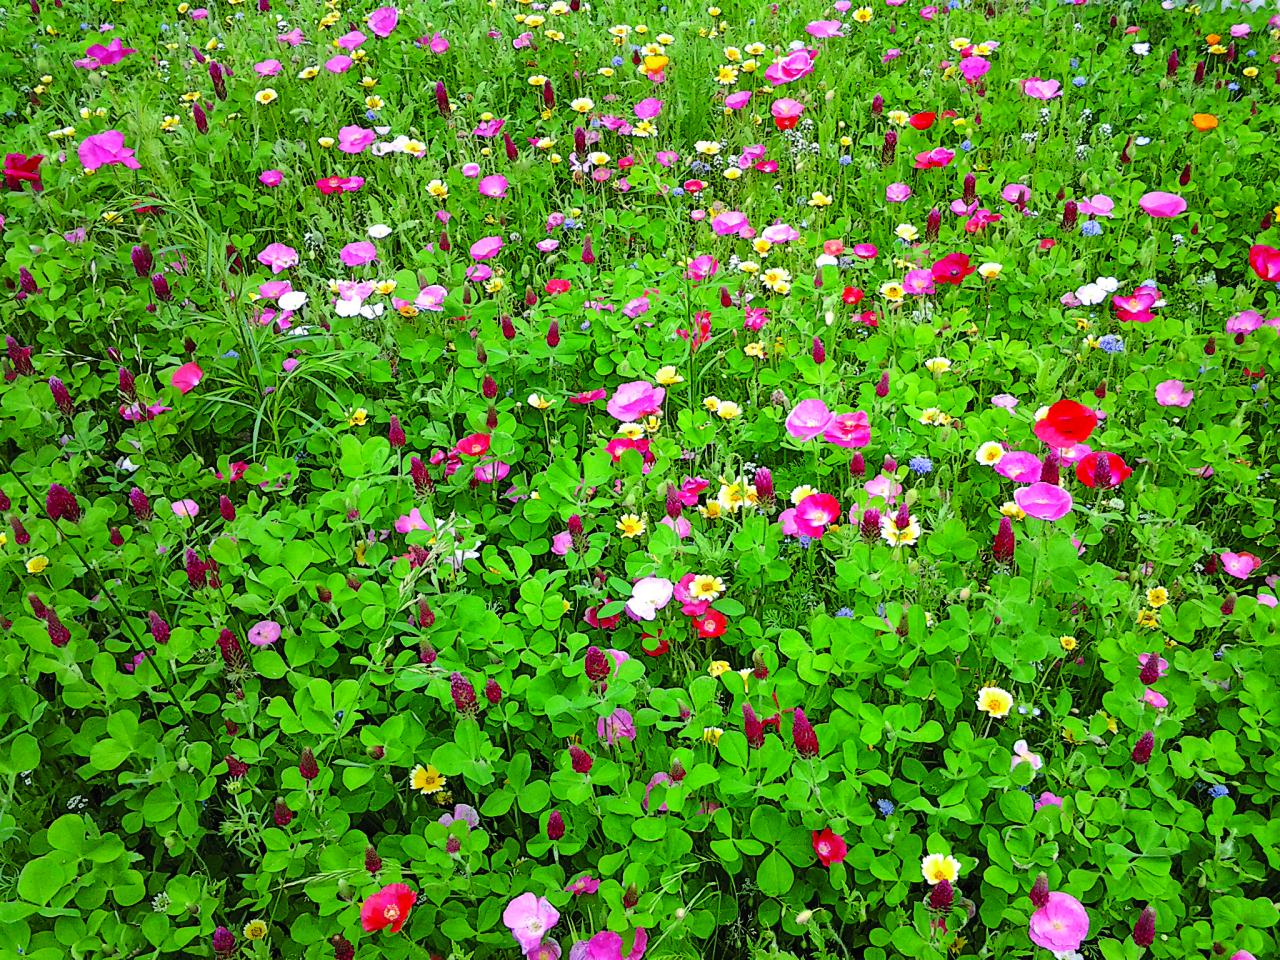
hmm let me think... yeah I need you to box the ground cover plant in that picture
[1,0,1279,957]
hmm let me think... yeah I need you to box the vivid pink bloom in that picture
[886,182,912,202]
[1154,379,1193,407]
[338,125,376,153]
[1139,191,1187,218]
[806,19,844,37]
[1143,688,1168,709]
[75,37,137,69]
[597,708,637,745]
[367,6,398,37]
[254,59,283,76]
[171,362,204,394]
[258,169,284,186]
[725,91,752,110]
[503,894,560,954]
[568,874,600,895]
[1249,245,1280,282]
[853,243,878,259]
[1034,399,1098,448]
[785,398,834,441]
[1029,893,1089,952]
[1021,77,1063,99]
[78,130,141,171]
[1220,552,1262,579]
[634,98,663,119]
[247,620,281,646]
[607,381,665,421]
[959,55,990,83]
[477,173,509,198]
[684,255,719,281]
[1011,739,1043,772]
[395,508,430,533]
[1078,194,1115,217]
[712,211,750,237]
[172,499,199,518]
[764,49,816,85]
[781,493,842,538]
[469,236,504,260]
[337,29,367,50]
[340,241,377,267]
[914,148,955,169]
[1014,482,1074,521]
[325,55,354,73]
[361,883,417,934]
[277,28,305,45]
[582,928,648,960]
[1034,791,1063,811]
[823,411,871,448]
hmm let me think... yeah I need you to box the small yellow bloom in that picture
[880,281,905,302]
[1000,502,1026,521]
[655,365,684,385]
[695,140,722,156]
[708,660,730,678]
[691,575,725,600]
[243,920,268,941]
[1147,587,1169,609]
[160,115,181,131]
[723,167,742,181]
[745,341,766,359]
[527,394,553,410]
[925,357,952,374]
[254,88,279,105]
[702,726,724,745]
[570,97,595,113]
[318,136,335,148]
[347,407,369,427]
[716,65,739,84]
[299,66,320,80]
[921,854,961,885]
[26,555,50,574]
[1243,66,1259,79]
[716,401,742,420]
[790,484,818,505]
[703,396,721,413]
[365,95,384,111]
[852,6,873,22]
[976,686,1013,718]
[1059,635,1077,653]
[617,423,645,440]
[887,110,910,126]
[976,441,1004,465]
[895,223,919,242]
[1137,609,1160,629]
[808,191,833,208]
[410,764,446,794]
[617,514,646,538]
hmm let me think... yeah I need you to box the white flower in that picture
[1131,42,1150,56]
[367,223,392,239]
[1075,283,1106,306]
[278,290,308,310]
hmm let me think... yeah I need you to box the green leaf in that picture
[756,850,795,898]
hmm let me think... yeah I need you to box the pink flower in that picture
[340,241,377,267]
[582,929,648,960]
[1139,191,1187,218]
[1034,791,1063,811]
[712,211,751,237]
[171,362,204,394]
[913,148,955,169]
[823,411,871,448]
[1078,194,1115,217]
[781,493,842,539]
[1014,482,1074,521]
[568,874,601,895]
[597,708,637,745]
[806,19,844,37]
[277,28,304,45]
[503,894,560,954]
[361,883,416,934]
[1143,688,1168,709]
[367,6,398,37]
[724,91,752,110]
[1011,739,1043,772]
[248,620,281,646]
[853,243,878,259]
[764,49,816,85]
[1220,552,1262,579]
[259,169,284,186]
[607,381,665,421]
[75,37,136,70]
[885,182,912,203]
[634,97,663,119]
[172,499,199,518]
[78,130,141,171]
[993,451,1042,481]
[626,577,673,621]
[478,174,509,198]
[469,236,504,260]
[1028,893,1089,953]
[1021,77,1063,100]
[475,461,511,484]
[959,55,990,83]
[684,255,719,281]
[337,29,367,50]
[338,125,376,154]
[425,32,450,54]
[551,531,573,556]
[395,508,430,533]
[1154,379,1193,407]
[325,55,354,73]
[254,59,283,76]
[785,398,834,440]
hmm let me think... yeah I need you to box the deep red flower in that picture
[1249,244,1280,283]
[841,286,864,306]
[693,609,726,638]
[545,278,572,295]
[360,883,417,934]
[455,433,491,457]
[1033,399,1098,448]
[908,111,936,130]
[930,252,976,285]
[812,827,848,867]
[1075,451,1132,489]
[4,152,44,192]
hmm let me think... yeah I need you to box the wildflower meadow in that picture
[2,0,1280,958]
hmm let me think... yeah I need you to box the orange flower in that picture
[1204,33,1221,45]
[1191,113,1218,132]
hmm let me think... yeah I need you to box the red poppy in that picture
[545,278,572,295]
[1033,399,1098,448]
[812,828,848,867]
[1249,244,1280,283]
[641,632,669,656]
[908,112,936,130]
[682,179,706,193]
[773,115,800,132]
[4,152,44,192]
[360,883,417,934]
[930,253,976,285]
[455,433,491,457]
[1075,451,1132,488]
[1038,238,1057,250]
[841,286,865,306]
[693,610,726,638]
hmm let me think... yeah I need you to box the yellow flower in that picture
[949,36,971,50]
[852,6,873,22]
[976,686,1013,718]
[360,76,378,88]
[1059,635,1077,653]
[808,192,833,208]
[299,66,320,79]
[644,416,662,434]
[695,140,722,156]
[752,238,773,256]
[724,45,741,61]
[597,67,615,77]
[160,115,181,131]
[1000,502,1026,521]
[1243,66,1259,79]
[568,96,594,114]
[887,110,910,126]
[528,74,549,86]
[243,920,268,941]
[527,394,553,410]
[1100,712,1118,734]
[716,65,739,84]
[1137,608,1160,629]
[708,660,730,678]
[746,42,766,55]
[655,366,684,385]
[921,853,961,885]
[895,223,919,242]
[976,441,1004,465]
[1147,587,1169,609]
[925,357,952,374]
[101,210,123,224]
[919,407,942,425]
[0,532,6,547]
[691,575,725,600]
[699,501,723,520]
[737,261,760,275]
[254,88,279,105]
[702,396,721,413]
[410,764,446,794]
[716,401,742,420]
[880,281,905,302]
[723,167,742,181]
[702,727,724,745]
[365,95,384,110]
[745,341,766,359]
[617,423,645,440]
[26,555,50,575]
[617,514,646,538]
[347,407,369,427]
[318,136,335,148]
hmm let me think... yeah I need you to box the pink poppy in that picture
[424,32,449,54]
[259,169,284,186]
[75,37,136,70]
[254,59,283,76]
[247,620,281,647]
[325,55,354,73]
[337,29,367,50]
[634,98,663,119]
[782,493,842,538]
[475,461,511,484]
[340,241,377,267]
[903,269,935,296]
[361,883,417,934]
[853,243,878,259]
[1143,688,1168,709]
[338,125,376,154]
[367,6,398,37]
[478,174,509,198]
[1014,482,1074,521]
[765,49,817,85]
[1220,552,1261,579]
[684,255,719,281]
[469,236,504,260]
[78,130,141,171]
[503,894,560,954]
[171,362,204,394]
[712,211,750,237]
[1078,194,1115,217]
[806,19,844,37]
[1154,380,1193,407]
[761,223,799,244]
[993,451,1043,482]
[1029,893,1089,952]
[571,389,607,404]
[1139,191,1187,218]
[257,243,298,273]
[567,874,601,895]
[396,508,430,533]
[277,28,304,45]
[785,398,834,441]
[1249,244,1280,283]
[1021,77,1063,99]
[824,411,871,448]
[885,183,912,203]
[913,148,955,170]
[724,91,752,110]
[473,118,505,137]
[171,499,199,518]
[607,381,665,421]
[959,55,990,83]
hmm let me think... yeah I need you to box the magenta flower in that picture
[1078,194,1115,217]
[395,508,430,533]
[172,499,199,518]
[325,55,353,73]
[1014,482,1073,521]
[1139,191,1187,218]
[478,174,509,198]
[470,236,504,260]
[247,620,282,646]
[684,254,719,281]
[340,241,378,267]
[607,381,665,421]
[1220,551,1262,579]
[785,398,834,441]
[634,98,663,119]
[805,19,843,37]
[171,362,204,394]
[75,37,137,70]
[1154,380,1193,407]
[596,708,637,746]
[914,147,955,169]
[337,29,367,50]
[367,5,398,37]
[712,211,750,237]
[725,91,752,110]
[259,169,284,186]
[993,451,1044,483]
[764,48,816,85]
[254,59,283,76]
[257,243,298,273]
[770,97,805,123]
[78,130,141,171]
[823,411,871,448]
[781,493,842,538]
[1029,893,1090,952]
[567,875,600,895]
[1021,77,1063,99]
[959,55,990,83]
[338,125,377,154]
[1034,791,1063,811]
[885,182,912,203]
[503,894,560,954]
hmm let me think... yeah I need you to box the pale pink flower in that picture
[1154,380,1193,407]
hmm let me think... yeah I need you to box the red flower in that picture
[682,179,706,193]
[4,152,44,192]
[930,252,976,285]
[908,111,936,130]
[693,609,726,638]
[773,115,800,131]
[812,828,848,867]
[360,883,417,934]
[455,433,491,457]
[1249,244,1280,283]
[545,278,572,295]
[1033,399,1098,448]
[1075,451,1132,488]
[841,286,864,306]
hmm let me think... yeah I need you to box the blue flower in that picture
[1206,784,1229,799]
[221,350,240,359]
[1072,76,1088,87]
[580,320,591,331]
[835,607,855,618]
[1097,335,1124,354]
[839,155,853,166]
[876,799,895,816]
[797,535,814,549]
[365,109,379,121]
[611,55,625,67]
[959,139,973,152]
[670,187,685,197]
[1228,82,1240,92]
[1069,57,1080,68]
[1081,220,1103,237]
[908,456,933,475]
